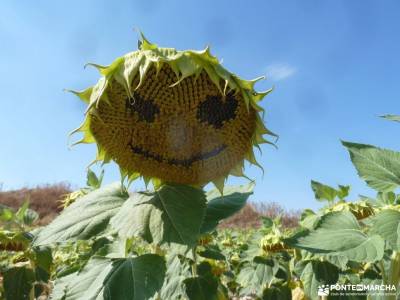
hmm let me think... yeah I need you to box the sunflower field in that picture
[1,35,400,300]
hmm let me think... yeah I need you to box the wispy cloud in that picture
[265,63,297,81]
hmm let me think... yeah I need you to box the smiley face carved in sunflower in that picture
[71,34,274,187]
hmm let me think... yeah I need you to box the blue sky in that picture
[1,0,400,210]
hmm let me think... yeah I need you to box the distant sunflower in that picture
[70,34,275,189]
[326,200,375,220]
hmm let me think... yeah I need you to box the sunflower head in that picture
[326,200,375,220]
[70,34,274,189]
[260,231,288,253]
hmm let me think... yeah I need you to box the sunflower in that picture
[70,34,274,189]
[325,200,375,220]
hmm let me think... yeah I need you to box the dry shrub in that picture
[252,202,300,228]
[0,183,299,229]
[0,183,72,225]
[220,201,300,229]
[219,204,261,229]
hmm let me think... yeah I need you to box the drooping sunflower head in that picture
[326,200,375,220]
[71,34,275,189]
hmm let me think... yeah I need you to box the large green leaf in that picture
[102,255,166,300]
[300,261,339,300]
[51,257,113,300]
[34,183,128,245]
[237,257,279,297]
[158,255,190,300]
[183,276,218,300]
[51,254,165,300]
[3,266,35,300]
[110,184,206,246]
[262,285,292,300]
[285,211,384,262]
[200,183,254,233]
[158,276,185,300]
[370,209,400,251]
[342,141,400,192]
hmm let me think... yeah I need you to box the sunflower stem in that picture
[191,247,198,277]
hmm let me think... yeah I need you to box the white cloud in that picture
[265,63,297,81]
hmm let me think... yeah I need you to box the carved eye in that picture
[196,91,238,129]
[125,92,160,122]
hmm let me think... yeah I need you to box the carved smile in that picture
[129,143,227,167]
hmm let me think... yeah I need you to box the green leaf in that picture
[262,285,292,300]
[285,211,384,262]
[23,208,39,226]
[261,216,274,229]
[324,254,349,270]
[110,184,206,246]
[370,209,400,251]
[310,180,337,202]
[376,191,397,205]
[381,114,400,123]
[32,246,52,270]
[159,276,185,300]
[87,168,104,188]
[338,185,351,200]
[50,258,112,300]
[198,247,226,261]
[342,141,400,192]
[32,245,53,282]
[200,183,254,233]
[94,238,127,258]
[300,261,339,300]
[237,257,278,297]
[34,183,128,245]
[299,209,320,229]
[102,255,166,300]
[51,255,166,300]
[0,205,14,221]
[159,255,190,300]
[3,266,35,300]
[183,276,218,300]
[16,200,30,221]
